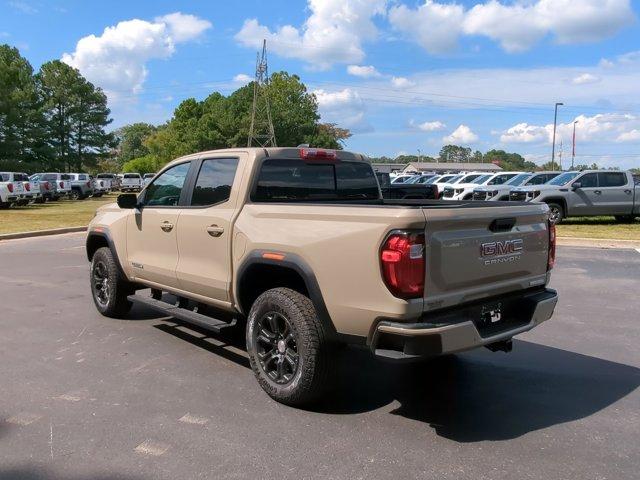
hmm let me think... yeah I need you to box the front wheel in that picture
[90,247,133,317]
[547,202,564,225]
[246,288,332,406]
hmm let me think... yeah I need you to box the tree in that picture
[37,60,113,172]
[483,149,537,171]
[122,155,160,174]
[438,145,472,163]
[113,122,156,165]
[0,44,48,170]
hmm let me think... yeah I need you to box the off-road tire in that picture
[547,202,564,225]
[246,288,332,406]
[90,247,133,318]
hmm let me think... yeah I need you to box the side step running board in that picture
[128,294,236,334]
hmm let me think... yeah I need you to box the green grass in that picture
[556,216,640,240]
[1,195,639,240]
[0,194,116,235]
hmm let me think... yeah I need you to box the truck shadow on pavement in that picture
[0,467,144,480]
[319,340,640,442]
[148,311,640,443]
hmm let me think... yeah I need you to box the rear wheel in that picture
[547,202,564,225]
[90,247,134,317]
[246,288,332,406]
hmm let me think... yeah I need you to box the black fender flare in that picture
[235,250,364,345]
[85,230,127,280]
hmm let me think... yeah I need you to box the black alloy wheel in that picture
[254,311,299,385]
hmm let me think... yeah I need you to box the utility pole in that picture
[248,39,277,148]
[571,120,578,170]
[417,149,422,163]
[558,139,563,171]
[551,102,563,171]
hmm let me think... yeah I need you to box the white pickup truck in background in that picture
[1,172,26,208]
[121,173,143,192]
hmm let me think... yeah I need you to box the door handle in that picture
[594,190,602,195]
[160,221,174,232]
[624,189,632,194]
[206,225,224,237]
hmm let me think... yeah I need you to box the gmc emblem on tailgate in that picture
[480,239,524,265]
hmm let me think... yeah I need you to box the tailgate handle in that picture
[489,217,516,232]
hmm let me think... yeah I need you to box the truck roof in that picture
[167,147,368,169]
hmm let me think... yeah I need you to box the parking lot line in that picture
[5,413,43,426]
[179,413,210,426]
[134,440,170,456]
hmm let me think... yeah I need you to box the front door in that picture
[126,161,192,288]
[569,172,599,215]
[176,156,242,301]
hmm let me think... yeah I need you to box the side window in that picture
[191,158,239,206]
[577,173,598,188]
[598,172,626,187]
[144,162,191,207]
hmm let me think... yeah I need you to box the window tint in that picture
[144,162,190,207]
[598,172,626,187]
[124,173,141,179]
[0,173,9,181]
[577,173,598,188]
[191,158,238,206]
[61,174,71,180]
[525,174,547,185]
[252,159,379,202]
[14,173,29,181]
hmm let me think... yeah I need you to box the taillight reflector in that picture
[548,222,556,270]
[380,231,425,299]
[299,148,338,163]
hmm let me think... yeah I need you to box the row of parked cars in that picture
[0,171,155,208]
[386,169,640,224]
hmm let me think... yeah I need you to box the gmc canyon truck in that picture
[510,170,639,224]
[86,147,558,406]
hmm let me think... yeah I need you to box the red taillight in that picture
[7,183,14,193]
[380,231,425,299]
[86,181,91,187]
[24,182,30,191]
[548,222,556,270]
[44,182,50,190]
[59,181,64,188]
[299,148,338,163]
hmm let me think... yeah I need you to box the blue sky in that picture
[2,0,640,168]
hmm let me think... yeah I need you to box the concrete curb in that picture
[557,236,640,249]
[0,226,87,241]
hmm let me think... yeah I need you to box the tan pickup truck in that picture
[86,147,558,406]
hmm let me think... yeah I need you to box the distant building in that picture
[402,162,502,173]
[370,163,408,174]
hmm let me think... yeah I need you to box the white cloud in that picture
[443,125,479,144]
[154,13,211,42]
[313,88,372,132]
[62,13,211,97]
[389,1,464,54]
[617,129,640,142]
[391,76,415,89]
[572,73,600,85]
[347,65,381,78]
[233,73,252,84]
[8,1,38,14]
[234,0,386,69]
[501,113,640,145]
[411,120,446,132]
[391,0,634,54]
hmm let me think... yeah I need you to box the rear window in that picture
[97,174,114,179]
[124,174,141,179]
[252,159,379,202]
[61,174,71,180]
[0,173,9,181]
[598,172,626,187]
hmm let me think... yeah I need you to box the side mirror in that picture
[571,182,582,190]
[117,193,139,209]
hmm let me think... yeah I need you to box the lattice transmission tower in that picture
[247,40,277,147]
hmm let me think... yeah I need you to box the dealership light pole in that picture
[571,120,578,170]
[551,102,564,171]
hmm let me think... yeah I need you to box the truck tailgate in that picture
[422,202,550,311]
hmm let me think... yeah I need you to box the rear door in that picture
[596,172,633,215]
[422,203,550,311]
[175,155,243,301]
[126,161,192,288]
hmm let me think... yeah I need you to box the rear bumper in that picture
[371,288,557,360]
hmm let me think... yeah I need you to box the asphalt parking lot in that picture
[1,233,639,480]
